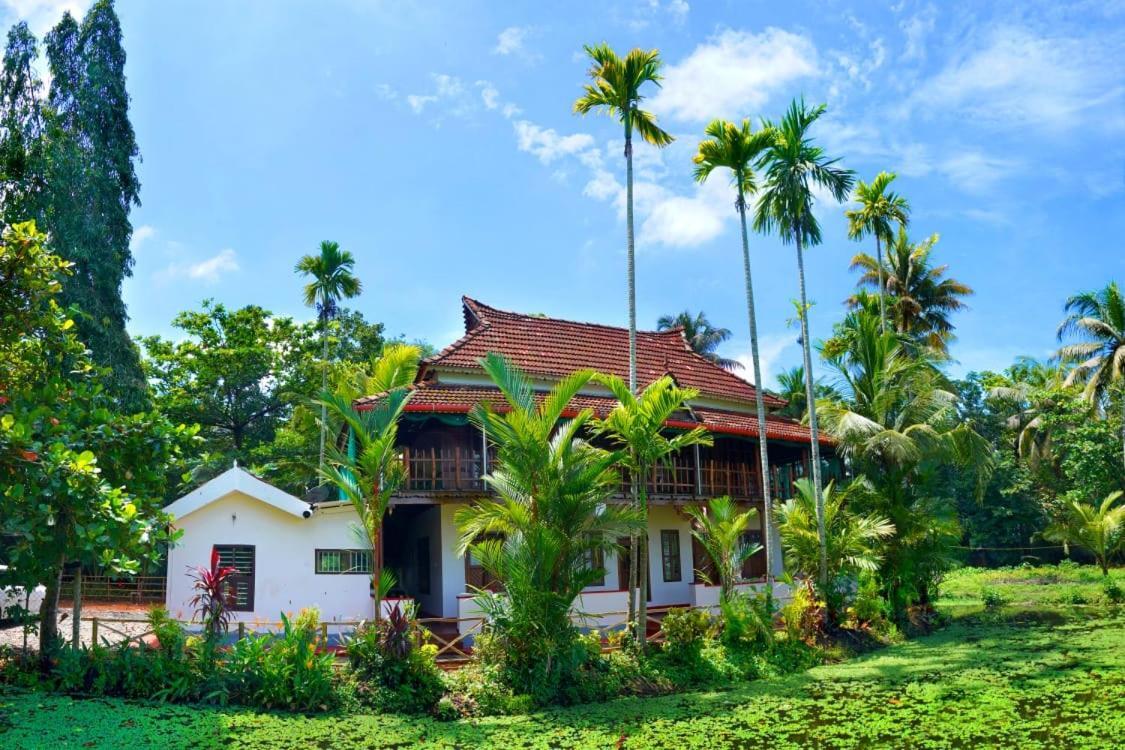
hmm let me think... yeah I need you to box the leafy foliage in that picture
[683,496,761,602]
[187,549,237,644]
[656,310,740,370]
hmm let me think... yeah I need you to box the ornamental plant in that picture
[188,548,237,644]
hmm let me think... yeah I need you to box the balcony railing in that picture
[402,444,814,500]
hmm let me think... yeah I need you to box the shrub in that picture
[440,662,534,717]
[1056,587,1089,605]
[720,591,776,650]
[849,572,890,627]
[1102,578,1123,605]
[980,587,1007,609]
[659,607,714,664]
[344,603,444,714]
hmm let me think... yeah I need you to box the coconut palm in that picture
[683,496,761,604]
[296,241,363,473]
[753,98,855,589]
[776,477,894,620]
[574,44,673,393]
[849,229,972,354]
[657,309,741,371]
[591,374,711,644]
[1040,491,1125,575]
[845,172,910,333]
[1056,281,1125,470]
[455,354,644,696]
[692,118,780,586]
[986,357,1065,466]
[775,366,809,420]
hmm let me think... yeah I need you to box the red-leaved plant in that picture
[188,547,238,643]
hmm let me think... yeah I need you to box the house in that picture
[165,296,838,630]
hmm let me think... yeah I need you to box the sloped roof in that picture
[164,467,311,521]
[370,382,828,445]
[420,297,786,409]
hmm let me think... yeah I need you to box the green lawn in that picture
[2,566,1123,749]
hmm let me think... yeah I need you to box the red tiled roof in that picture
[373,382,826,445]
[419,297,786,409]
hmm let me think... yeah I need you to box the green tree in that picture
[1056,281,1125,470]
[591,374,710,643]
[849,229,972,354]
[693,118,783,585]
[776,477,894,621]
[753,98,855,589]
[656,309,741,370]
[683,496,761,603]
[41,3,146,410]
[295,240,363,475]
[773,365,830,421]
[845,172,910,334]
[456,354,644,700]
[574,44,673,393]
[0,22,46,227]
[1041,492,1125,575]
[315,344,420,621]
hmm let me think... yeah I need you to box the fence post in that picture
[238,621,245,641]
[90,617,98,646]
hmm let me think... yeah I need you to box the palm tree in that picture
[1040,491,1125,575]
[692,118,780,587]
[455,354,644,696]
[776,477,894,621]
[753,99,855,590]
[296,241,363,474]
[1056,281,1125,470]
[575,44,673,393]
[774,365,830,421]
[657,309,742,370]
[683,496,761,604]
[845,172,910,334]
[591,374,711,644]
[849,229,972,354]
[315,351,414,621]
[986,357,1065,466]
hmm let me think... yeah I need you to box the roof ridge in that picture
[460,296,686,337]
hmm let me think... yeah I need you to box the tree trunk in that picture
[625,116,637,394]
[737,187,775,591]
[794,232,829,590]
[38,558,64,669]
[71,566,82,648]
[636,475,650,648]
[319,321,329,476]
[875,234,886,334]
[1120,392,1124,473]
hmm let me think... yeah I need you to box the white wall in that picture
[437,503,467,618]
[392,505,444,616]
[166,493,375,625]
[646,505,695,607]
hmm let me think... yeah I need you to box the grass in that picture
[1,564,1123,749]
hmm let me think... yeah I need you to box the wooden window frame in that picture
[213,544,255,613]
[315,548,374,575]
[660,530,682,583]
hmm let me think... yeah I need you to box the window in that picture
[315,548,373,575]
[415,538,431,595]
[581,546,606,587]
[660,530,682,582]
[214,545,255,612]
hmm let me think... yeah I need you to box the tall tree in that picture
[849,229,972,354]
[844,171,910,334]
[1056,281,1125,470]
[753,99,855,589]
[692,118,780,587]
[574,44,673,393]
[0,22,45,226]
[684,496,761,604]
[656,309,741,370]
[295,240,363,474]
[42,3,145,410]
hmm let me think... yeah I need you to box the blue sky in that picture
[5,0,1124,387]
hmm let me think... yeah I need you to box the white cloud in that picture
[158,249,239,283]
[900,4,937,61]
[493,26,529,56]
[405,73,467,115]
[908,26,1125,133]
[130,224,155,253]
[513,120,595,164]
[479,83,499,110]
[623,0,690,31]
[1,0,87,35]
[939,151,1022,191]
[652,28,819,122]
[406,94,437,113]
[733,333,797,390]
[374,83,397,101]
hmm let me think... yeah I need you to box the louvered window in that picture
[214,545,255,612]
[315,549,373,574]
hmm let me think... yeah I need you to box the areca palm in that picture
[693,117,780,586]
[683,496,761,603]
[656,309,741,370]
[574,44,673,393]
[849,229,972,354]
[591,374,711,643]
[845,172,910,333]
[296,240,363,473]
[455,354,644,696]
[1056,281,1125,470]
[986,357,1065,466]
[776,477,894,620]
[1040,491,1125,575]
[753,98,855,590]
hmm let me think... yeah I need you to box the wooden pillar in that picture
[693,444,703,496]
